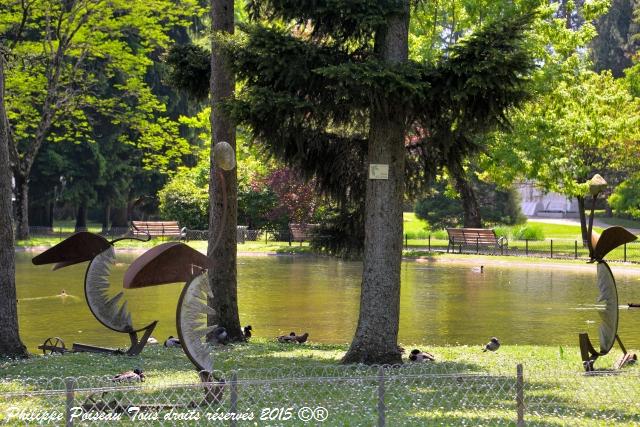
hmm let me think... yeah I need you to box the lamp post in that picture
[587,174,607,260]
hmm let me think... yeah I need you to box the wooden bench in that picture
[289,223,318,246]
[130,221,186,239]
[446,228,507,254]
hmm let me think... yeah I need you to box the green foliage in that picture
[311,206,365,259]
[166,44,211,100]
[415,176,525,230]
[158,166,209,229]
[245,0,404,42]
[238,186,280,230]
[608,174,640,219]
[511,223,545,240]
[482,69,640,198]
[415,186,463,230]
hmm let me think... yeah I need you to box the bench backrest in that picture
[446,228,499,245]
[131,221,182,236]
[289,223,318,241]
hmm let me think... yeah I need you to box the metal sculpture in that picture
[123,242,216,373]
[579,175,638,371]
[32,232,157,356]
[121,141,236,400]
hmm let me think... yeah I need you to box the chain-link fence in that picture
[2,364,639,426]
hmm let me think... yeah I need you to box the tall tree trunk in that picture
[449,159,482,228]
[343,3,409,365]
[207,0,242,341]
[0,52,28,358]
[101,201,110,233]
[75,202,87,231]
[111,204,128,228]
[47,199,54,231]
[577,196,589,246]
[14,173,29,240]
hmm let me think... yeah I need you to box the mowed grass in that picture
[1,341,638,426]
[403,212,430,238]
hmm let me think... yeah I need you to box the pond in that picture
[15,252,640,352]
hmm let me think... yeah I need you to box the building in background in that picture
[517,181,579,218]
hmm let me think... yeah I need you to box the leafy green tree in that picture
[1,0,198,239]
[608,173,640,218]
[484,70,640,243]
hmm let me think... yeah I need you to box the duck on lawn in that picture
[409,349,435,362]
[277,332,309,344]
[112,368,144,382]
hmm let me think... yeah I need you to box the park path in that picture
[528,217,640,235]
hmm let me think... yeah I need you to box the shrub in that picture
[431,229,448,240]
[511,224,544,240]
[158,168,209,229]
[609,175,640,219]
[493,226,510,239]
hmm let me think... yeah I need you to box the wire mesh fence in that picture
[2,364,639,426]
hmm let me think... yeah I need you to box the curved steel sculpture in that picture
[32,232,157,355]
[579,175,638,371]
[124,242,216,372]
[121,141,237,390]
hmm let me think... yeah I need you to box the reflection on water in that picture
[15,252,640,352]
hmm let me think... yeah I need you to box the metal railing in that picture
[18,226,640,263]
[1,364,639,426]
[405,235,640,264]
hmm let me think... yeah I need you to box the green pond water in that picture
[15,252,640,352]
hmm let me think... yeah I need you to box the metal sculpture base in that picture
[38,321,157,356]
[579,333,632,371]
[199,371,226,405]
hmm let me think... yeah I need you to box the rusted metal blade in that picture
[593,226,637,261]
[123,242,212,289]
[32,232,111,268]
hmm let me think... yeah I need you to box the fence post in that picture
[265,231,268,245]
[476,237,479,254]
[575,240,578,259]
[516,364,524,427]
[230,371,238,427]
[65,378,75,427]
[405,234,408,250]
[525,239,528,256]
[550,240,553,258]
[428,234,431,252]
[377,366,385,427]
[624,243,627,262]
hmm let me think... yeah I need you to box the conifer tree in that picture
[216,1,534,363]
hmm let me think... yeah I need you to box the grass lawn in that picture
[1,341,638,426]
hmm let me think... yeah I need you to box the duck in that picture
[408,349,435,362]
[243,325,253,339]
[211,326,228,345]
[293,332,309,344]
[483,337,500,352]
[112,368,144,382]
[147,337,159,345]
[164,336,181,348]
[277,332,297,343]
[58,289,68,298]
[471,266,484,273]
